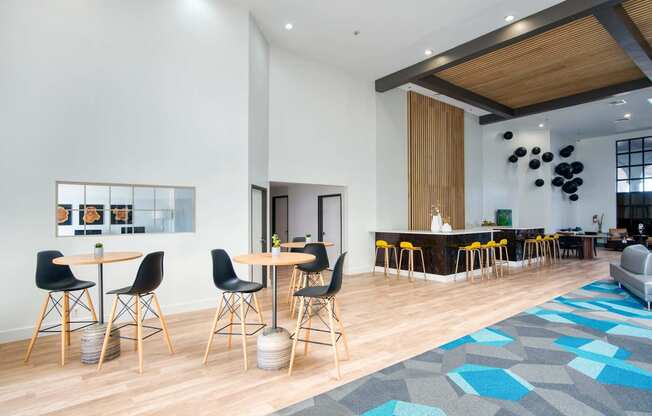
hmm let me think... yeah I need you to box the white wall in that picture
[375,89,408,230]
[0,0,251,341]
[248,15,269,189]
[464,113,484,228]
[268,46,377,274]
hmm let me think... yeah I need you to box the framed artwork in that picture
[57,204,72,225]
[111,204,133,225]
[496,209,513,226]
[79,204,104,225]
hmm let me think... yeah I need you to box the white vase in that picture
[94,247,104,258]
[430,215,442,232]
[305,237,312,243]
[441,223,452,233]
[271,246,281,257]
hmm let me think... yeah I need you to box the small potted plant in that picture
[271,234,281,257]
[305,233,312,244]
[94,242,104,258]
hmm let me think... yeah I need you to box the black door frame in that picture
[318,193,343,264]
[271,195,289,242]
[251,185,268,286]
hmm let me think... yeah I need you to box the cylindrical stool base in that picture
[80,324,120,364]
[257,327,291,370]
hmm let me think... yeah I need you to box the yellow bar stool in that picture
[480,240,500,278]
[398,242,426,281]
[523,235,543,267]
[373,240,398,279]
[454,242,483,282]
[496,238,510,275]
[551,234,562,262]
[542,235,556,264]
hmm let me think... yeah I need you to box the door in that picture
[272,195,289,243]
[318,194,342,269]
[250,185,267,285]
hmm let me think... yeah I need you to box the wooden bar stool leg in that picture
[64,292,71,346]
[60,292,69,366]
[84,289,98,322]
[327,298,341,380]
[455,249,462,279]
[470,250,475,282]
[239,293,248,371]
[394,247,399,279]
[152,293,174,354]
[203,293,225,364]
[288,297,306,376]
[409,250,414,282]
[465,250,470,281]
[24,293,50,363]
[372,248,379,275]
[227,293,235,349]
[398,249,404,280]
[383,248,389,276]
[334,298,349,360]
[253,293,264,324]
[136,295,144,374]
[419,249,427,280]
[304,298,313,356]
[97,296,119,371]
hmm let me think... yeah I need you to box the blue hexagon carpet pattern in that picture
[273,280,652,415]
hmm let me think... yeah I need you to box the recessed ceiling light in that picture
[285,23,293,30]
[609,99,627,106]
[424,49,433,56]
[648,98,652,105]
[624,113,632,119]
[539,123,545,128]
[505,15,515,22]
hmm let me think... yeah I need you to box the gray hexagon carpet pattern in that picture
[273,280,652,415]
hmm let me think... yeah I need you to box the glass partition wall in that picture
[616,137,652,235]
[56,181,195,237]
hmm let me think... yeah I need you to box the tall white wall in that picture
[464,113,484,228]
[0,0,251,341]
[248,15,269,189]
[268,46,377,274]
[375,89,408,230]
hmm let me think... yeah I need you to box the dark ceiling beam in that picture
[414,76,515,119]
[594,4,652,81]
[479,77,652,125]
[375,0,625,92]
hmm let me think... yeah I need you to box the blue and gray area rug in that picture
[274,280,652,416]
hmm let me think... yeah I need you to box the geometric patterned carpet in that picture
[273,280,652,416]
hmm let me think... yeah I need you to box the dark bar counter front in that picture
[492,227,545,263]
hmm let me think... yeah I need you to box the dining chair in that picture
[290,243,330,317]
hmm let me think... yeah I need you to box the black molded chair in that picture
[203,249,265,371]
[290,243,330,317]
[287,237,307,304]
[289,252,349,380]
[25,251,98,366]
[98,252,173,374]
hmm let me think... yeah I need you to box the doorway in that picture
[272,195,289,243]
[250,185,267,286]
[318,194,342,269]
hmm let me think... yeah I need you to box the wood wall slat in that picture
[624,0,652,45]
[407,92,465,230]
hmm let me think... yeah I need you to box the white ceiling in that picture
[240,0,562,80]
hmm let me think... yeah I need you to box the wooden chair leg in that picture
[152,293,174,354]
[398,249,404,280]
[469,250,475,282]
[393,247,399,279]
[84,289,98,322]
[203,293,225,364]
[408,251,414,282]
[133,297,138,352]
[327,298,341,380]
[24,293,50,363]
[136,295,144,374]
[288,297,306,376]
[383,248,389,276]
[253,293,264,324]
[334,298,349,360]
[303,298,313,356]
[97,296,119,371]
[226,293,235,349]
[419,249,427,280]
[239,294,248,371]
[60,292,69,366]
[465,250,470,281]
[64,292,71,346]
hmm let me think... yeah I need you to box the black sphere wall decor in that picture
[508,155,518,163]
[515,147,527,157]
[532,146,541,155]
[571,161,584,174]
[529,159,541,170]
[542,152,554,163]
[573,177,584,187]
[563,171,574,180]
[555,163,571,176]
[562,181,578,194]
[570,194,579,202]
[535,179,545,187]
[559,145,575,158]
[503,131,514,140]
[552,177,565,187]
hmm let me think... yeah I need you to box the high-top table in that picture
[53,251,142,363]
[233,252,314,370]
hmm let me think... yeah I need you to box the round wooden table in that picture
[53,251,142,364]
[233,252,315,370]
[279,241,334,249]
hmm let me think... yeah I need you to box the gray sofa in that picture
[610,244,652,310]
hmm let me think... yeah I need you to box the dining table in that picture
[53,251,142,363]
[279,241,334,249]
[233,251,315,370]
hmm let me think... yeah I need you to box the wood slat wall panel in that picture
[408,92,465,230]
[624,0,652,45]
[436,16,643,108]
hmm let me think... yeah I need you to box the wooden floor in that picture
[0,251,618,416]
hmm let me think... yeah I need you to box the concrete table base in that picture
[257,327,291,370]
[80,324,120,364]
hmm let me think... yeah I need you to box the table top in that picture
[558,233,609,239]
[280,241,334,249]
[53,251,143,266]
[233,252,315,266]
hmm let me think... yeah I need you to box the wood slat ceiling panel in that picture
[437,16,643,108]
[624,0,652,45]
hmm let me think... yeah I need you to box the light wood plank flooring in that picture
[0,251,617,416]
